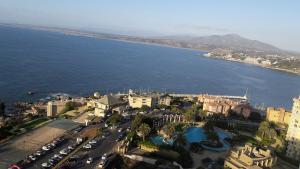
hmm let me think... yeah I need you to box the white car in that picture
[54,154,63,159]
[59,149,69,155]
[41,162,51,168]
[89,139,97,144]
[42,146,50,151]
[86,157,93,164]
[28,155,36,161]
[101,153,112,160]
[83,144,92,149]
[118,128,123,132]
[98,160,105,168]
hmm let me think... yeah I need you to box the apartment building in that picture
[266,107,291,125]
[286,96,300,161]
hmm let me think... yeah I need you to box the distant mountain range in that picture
[0,23,297,57]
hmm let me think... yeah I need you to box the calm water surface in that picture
[0,26,300,109]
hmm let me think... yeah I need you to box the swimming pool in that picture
[184,127,231,151]
[150,135,174,145]
[150,127,231,151]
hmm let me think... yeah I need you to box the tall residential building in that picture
[286,96,300,161]
[47,100,66,117]
[266,107,291,125]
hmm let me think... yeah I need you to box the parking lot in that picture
[0,119,81,169]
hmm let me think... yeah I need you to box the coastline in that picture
[201,55,300,76]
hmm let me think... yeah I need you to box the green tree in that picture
[184,109,196,122]
[174,132,186,147]
[207,131,219,143]
[203,121,215,134]
[164,123,176,139]
[107,113,122,125]
[257,121,277,146]
[140,105,150,112]
[131,114,143,130]
[138,123,151,141]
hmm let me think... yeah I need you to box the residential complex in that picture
[128,90,171,108]
[224,143,277,169]
[266,107,291,125]
[286,96,300,161]
[198,94,252,118]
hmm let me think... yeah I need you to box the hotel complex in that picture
[224,143,277,169]
[286,96,300,161]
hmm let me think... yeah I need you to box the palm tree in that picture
[174,132,186,147]
[165,123,176,139]
[138,123,151,141]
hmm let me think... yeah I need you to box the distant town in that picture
[1,89,300,169]
[203,52,300,75]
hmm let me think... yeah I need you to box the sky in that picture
[0,0,299,51]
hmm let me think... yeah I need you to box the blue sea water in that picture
[0,26,300,109]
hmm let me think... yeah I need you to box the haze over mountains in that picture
[1,23,296,57]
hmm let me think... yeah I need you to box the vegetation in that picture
[19,117,49,130]
[138,123,151,141]
[248,111,262,122]
[140,105,150,112]
[60,101,76,114]
[107,113,122,125]
[173,132,186,147]
[131,113,144,130]
[138,140,158,149]
[257,121,277,146]
[164,123,176,139]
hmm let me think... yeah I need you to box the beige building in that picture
[224,143,277,169]
[266,107,291,125]
[128,91,171,109]
[47,100,66,117]
[286,96,300,161]
[88,94,123,117]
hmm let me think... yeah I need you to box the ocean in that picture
[0,26,300,109]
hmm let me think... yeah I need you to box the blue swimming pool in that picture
[150,135,174,145]
[150,127,231,151]
[184,127,231,151]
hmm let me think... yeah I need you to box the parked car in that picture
[83,144,92,149]
[42,146,50,151]
[28,155,36,161]
[101,153,112,161]
[54,154,63,160]
[41,162,51,168]
[89,139,97,144]
[86,157,93,164]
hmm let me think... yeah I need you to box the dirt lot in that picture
[0,119,80,168]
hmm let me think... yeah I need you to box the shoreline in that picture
[201,56,300,76]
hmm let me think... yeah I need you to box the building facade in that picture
[88,94,123,117]
[128,91,172,109]
[266,107,291,125]
[286,96,300,161]
[47,101,66,117]
[224,143,277,169]
[199,94,251,118]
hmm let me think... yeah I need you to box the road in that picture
[64,122,131,169]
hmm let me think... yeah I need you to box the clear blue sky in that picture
[0,0,299,51]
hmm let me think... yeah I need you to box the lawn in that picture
[19,118,50,130]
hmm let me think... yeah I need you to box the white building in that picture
[286,96,300,161]
[88,95,123,117]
